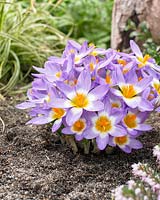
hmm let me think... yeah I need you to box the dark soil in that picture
[0,97,160,200]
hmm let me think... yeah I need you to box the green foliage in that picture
[53,0,113,48]
[0,0,113,94]
[0,0,67,94]
[143,39,160,65]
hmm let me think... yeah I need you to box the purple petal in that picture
[96,135,109,150]
[115,66,125,84]
[89,85,109,100]
[130,40,143,58]
[33,66,45,73]
[129,138,143,149]
[83,128,98,139]
[66,107,83,126]
[136,124,152,131]
[52,119,62,132]
[135,77,152,92]
[16,102,35,109]
[128,129,138,136]
[56,82,75,99]
[50,98,71,108]
[110,125,127,137]
[124,96,141,108]
[26,116,52,125]
[75,134,84,141]
[121,145,131,153]
[76,70,91,93]
[68,40,81,50]
[85,100,104,111]
[62,127,74,135]
[138,98,154,111]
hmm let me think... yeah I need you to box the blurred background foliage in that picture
[0,0,159,95]
[0,0,113,95]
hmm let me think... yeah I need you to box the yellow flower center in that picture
[89,62,94,71]
[137,54,150,68]
[72,119,86,133]
[52,108,65,119]
[111,102,120,108]
[117,59,127,66]
[75,56,80,63]
[114,135,128,146]
[121,85,137,98]
[71,93,89,108]
[105,74,111,84]
[95,116,112,133]
[124,113,137,128]
[55,71,62,78]
[90,51,98,56]
[153,83,160,95]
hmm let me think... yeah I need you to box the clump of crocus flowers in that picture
[16,40,160,153]
[112,144,160,200]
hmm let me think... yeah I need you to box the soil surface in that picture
[0,97,160,200]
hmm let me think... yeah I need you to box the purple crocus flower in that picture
[109,134,143,153]
[122,109,152,136]
[83,99,127,150]
[130,40,160,73]
[26,107,66,133]
[50,70,109,125]
[62,112,91,141]
[111,67,153,111]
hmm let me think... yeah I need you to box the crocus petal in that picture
[121,145,131,153]
[138,98,154,111]
[33,66,45,73]
[124,96,141,108]
[96,135,109,150]
[110,125,127,137]
[16,102,35,109]
[135,76,153,93]
[56,82,75,99]
[83,128,98,139]
[136,124,152,131]
[111,88,123,97]
[50,98,71,108]
[26,116,52,125]
[89,85,109,100]
[66,107,83,126]
[128,129,138,136]
[130,40,143,58]
[75,134,84,141]
[115,66,125,84]
[62,127,74,135]
[52,119,62,132]
[129,139,143,149]
[76,70,91,93]
[85,100,104,111]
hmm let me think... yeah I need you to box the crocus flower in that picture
[83,99,127,150]
[16,39,160,153]
[111,67,153,111]
[50,70,109,125]
[122,109,152,136]
[130,40,160,73]
[62,112,91,141]
[109,134,143,153]
[26,107,66,132]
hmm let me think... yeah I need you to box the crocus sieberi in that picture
[16,40,160,153]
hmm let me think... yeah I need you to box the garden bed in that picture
[0,98,159,200]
